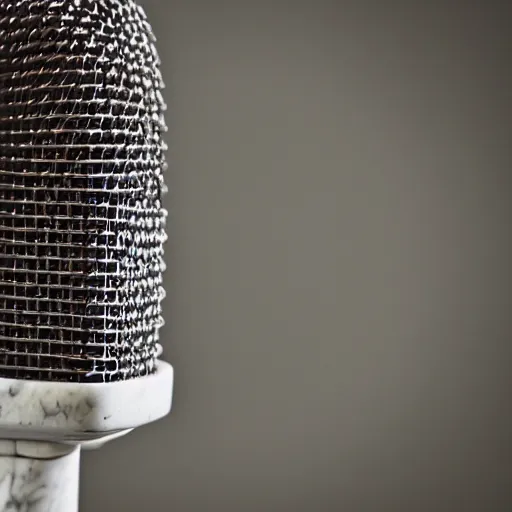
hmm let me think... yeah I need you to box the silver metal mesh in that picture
[0,0,167,382]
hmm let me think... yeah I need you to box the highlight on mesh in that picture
[0,0,168,382]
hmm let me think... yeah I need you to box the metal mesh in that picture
[0,0,168,382]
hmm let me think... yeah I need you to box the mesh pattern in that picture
[0,0,168,382]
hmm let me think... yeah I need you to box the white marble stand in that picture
[0,441,80,512]
[0,360,173,511]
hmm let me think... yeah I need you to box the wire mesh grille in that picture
[0,0,168,382]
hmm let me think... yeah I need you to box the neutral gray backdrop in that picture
[81,1,511,511]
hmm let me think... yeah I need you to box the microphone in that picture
[0,0,173,510]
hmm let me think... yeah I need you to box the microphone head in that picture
[0,0,168,383]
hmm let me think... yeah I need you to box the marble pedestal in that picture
[0,360,173,511]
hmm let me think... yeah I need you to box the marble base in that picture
[0,360,173,510]
[0,441,80,512]
[0,360,173,443]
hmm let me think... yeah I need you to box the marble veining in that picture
[0,361,172,442]
[0,446,80,512]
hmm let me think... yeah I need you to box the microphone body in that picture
[0,0,173,509]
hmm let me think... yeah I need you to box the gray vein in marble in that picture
[0,446,79,512]
[0,361,172,443]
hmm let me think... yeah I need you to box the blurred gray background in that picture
[81,1,511,511]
